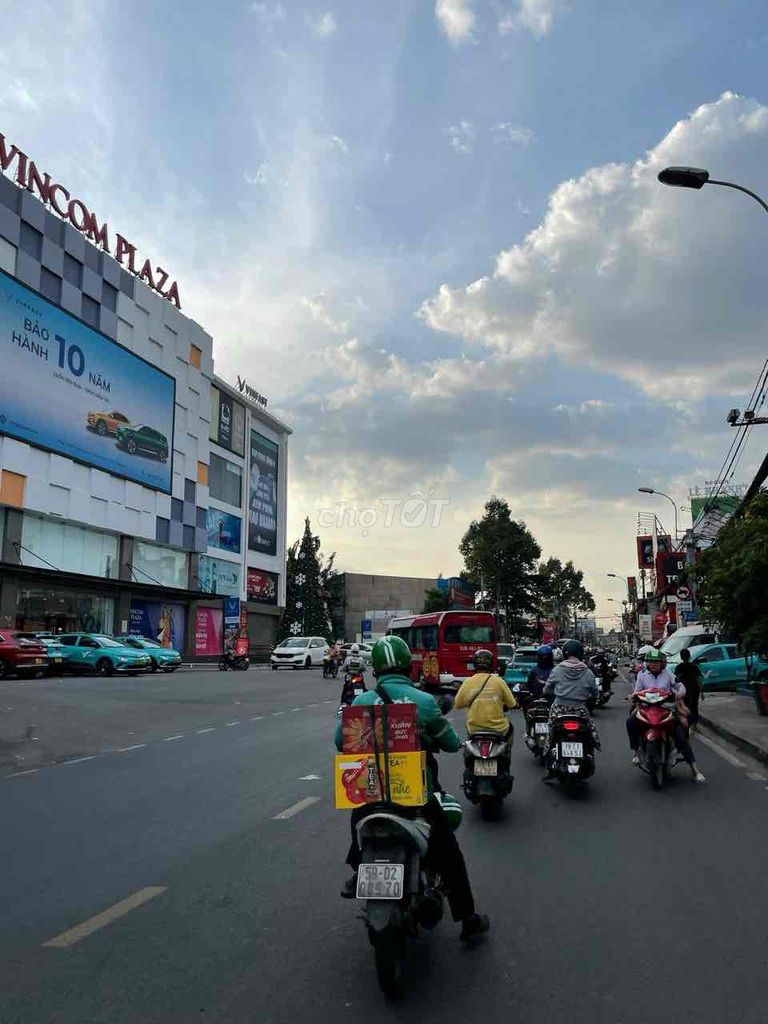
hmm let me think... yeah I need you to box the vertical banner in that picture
[194,606,223,655]
[218,391,233,449]
[248,429,279,555]
[224,596,241,648]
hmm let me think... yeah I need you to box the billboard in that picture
[194,605,223,655]
[0,270,175,491]
[636,534,672,569]
[198,555,240,597]
[246,567,278,604]
[690,493,740,522]
[205,507,241,553]
[248,429,278,555]
[128,599,186,651]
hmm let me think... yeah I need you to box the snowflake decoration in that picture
[298,552,306,559]
[296,601,303,609]
[289,621,302,635]
[295,573,306,586]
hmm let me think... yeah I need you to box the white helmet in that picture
[351,643,360,653]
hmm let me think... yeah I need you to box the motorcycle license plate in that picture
[357,863,404,900]
[35,659,46,665]
[474,760,498,776]
[560,742,583,758]
[534,722,549,734]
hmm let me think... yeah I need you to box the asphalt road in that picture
[1,668,767,1023]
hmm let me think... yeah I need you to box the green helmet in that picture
[371,635,412,676]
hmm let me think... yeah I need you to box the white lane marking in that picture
[747,770,768,782]
[323,700,334,705]
[63,756,98,766]
[272,796,321,820]
[42,886,167,949]
[291,707,302,712]
[272,711,286,717]
[225,721,241,727]
[116,744,147,753]
[163,735,185,743]
[250,715,264,721]
[299,774,321,781]
[196,727,217,734]
[307,703,319,708]
[697,732,747,767]
[10,769,39,778]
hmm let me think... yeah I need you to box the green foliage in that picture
[422,588,451,613]
[537,557,596,633]
[697,491,768,657]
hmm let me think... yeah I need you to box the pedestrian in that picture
[675,648,703,731]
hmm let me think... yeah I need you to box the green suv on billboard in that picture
[116,424,169,461]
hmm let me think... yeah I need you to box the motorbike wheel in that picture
[218,657,229,672]
[563,776,581,799]
[480,797,502,821]
[646,742,664,791]
[372,928,406,998]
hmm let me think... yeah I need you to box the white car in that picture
[271,636,329,670]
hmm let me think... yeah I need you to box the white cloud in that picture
[323,134,348,154]
[499,0,560,38]
[448,120,475,154]
[250,1,286,24]
[435,0,476,45]
[421,93,768,400]
[1,78,38,110]
[301,293,349,336]
[491,122,536,146]
[308,11,337,38]
[244,162,269,186]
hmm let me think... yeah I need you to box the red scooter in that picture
[633,688,682,790]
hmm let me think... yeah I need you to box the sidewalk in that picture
[699,692,768,765]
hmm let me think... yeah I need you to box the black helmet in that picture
[562,639,584,660]
[472,648,494,671]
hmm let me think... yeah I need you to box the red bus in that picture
[387,610,497,690]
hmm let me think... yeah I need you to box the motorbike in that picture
[355,805,452,997]
[338,671,367,711]
[589,659,615,707]
[545,706,596,796]
[633,688,683,790]
[323,654,340,678]
[462,728,514,818]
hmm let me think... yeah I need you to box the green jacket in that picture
[334,674,462,795]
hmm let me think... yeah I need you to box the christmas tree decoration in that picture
[279,517,336,640]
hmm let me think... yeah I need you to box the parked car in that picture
[16,633,65,675]
[496,642,515,675]
[0,630,49,679]
[86,409,130,436]
[659,624,719,659]
[271,636,329,670]
[56,634,152,676]
[116,423,169,461]
[666,643,768,693]
[503,646,539,687]
[113,636,182,672]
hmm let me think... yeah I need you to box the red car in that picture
[0,631,49,679]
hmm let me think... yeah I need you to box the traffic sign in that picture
[677,600,693,612]
[361,618,372,639]
[676,585,691,601]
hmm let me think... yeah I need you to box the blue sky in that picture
[2,0,768,620]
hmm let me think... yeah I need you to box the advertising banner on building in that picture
[636,534,672,569]
[217,390,233,449]
[627,576,638,602]
[0,270,175,491]
[128,599,186,651]
[655,552,686,592]
[194,605,223,655]
[248,429,278,555]
[638,614,653,641]
[223,596,241,648]
[246,567,278,604]
[205,508,241,554]
[198,555,241,597]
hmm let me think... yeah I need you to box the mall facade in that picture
[0,136,290,659]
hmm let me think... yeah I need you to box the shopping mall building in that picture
[0,134,290,659]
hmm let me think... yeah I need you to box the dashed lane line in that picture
[10,769,39,778]
[116,744,147,753]
[250,715,265,721]
[272,711,286,717]
[62,756,98,766]
[42,886,167,949]
[225,720,242,727]
[163,735,185,743]
[272,796,321,820]
[196,727,217,734]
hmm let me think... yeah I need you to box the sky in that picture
[2,0,768,624]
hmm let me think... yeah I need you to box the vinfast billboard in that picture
[0,270,175,492]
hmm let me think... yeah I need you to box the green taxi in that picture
[56,634,152,676]
[114,636,182,672]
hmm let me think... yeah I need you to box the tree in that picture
[422,588,451,613]
[536,557,596,638]
[696,491,768,657]
[459,497,542,640]
[279,518,334,641]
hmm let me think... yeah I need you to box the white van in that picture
[659,624,719,659]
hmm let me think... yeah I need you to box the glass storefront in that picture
[21,515,119,578]
[15,586,115,634]
[133,541,188,589]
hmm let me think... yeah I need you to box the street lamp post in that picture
[658,167,768,215]
[638,486,679,539]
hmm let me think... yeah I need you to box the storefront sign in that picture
[246,567,278,604]
[198,555,240,597]
[638,614,653,641]
[0,270,175,491]
[0,132,181,307]
[236,375,268,408]
[656,552,685,591]
[128,599,186,651]
[194,605,223,655]
[205,507,241,554]
[248,429,278,555]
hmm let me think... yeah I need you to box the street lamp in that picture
[658,166,768,215]
[638,486,679,539]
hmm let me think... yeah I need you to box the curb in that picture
[699,713,768,767]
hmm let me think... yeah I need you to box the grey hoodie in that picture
[543,658,598,706]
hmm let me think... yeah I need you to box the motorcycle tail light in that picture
[562,720,581,731]
[479,741,492,757]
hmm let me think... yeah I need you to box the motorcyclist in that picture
[543,639,601,753]
[339,665,367,705]
[454,648,518,739]
[525,644,555,699]
[627,650,705,783]
[342,642,364,676]
[335,635,490,943]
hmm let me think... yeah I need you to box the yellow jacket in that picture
[454,672,518,735]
